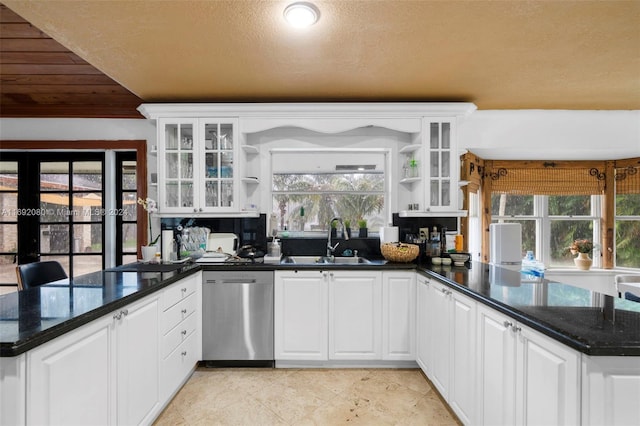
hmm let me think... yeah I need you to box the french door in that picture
[0,152,105,283]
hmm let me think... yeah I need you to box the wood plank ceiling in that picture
[0,4,143,118]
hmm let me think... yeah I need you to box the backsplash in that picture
[161,214,267,251]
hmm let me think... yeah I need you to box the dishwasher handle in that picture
[205,278,258,284]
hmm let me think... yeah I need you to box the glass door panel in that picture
[430,180,440,206]
[442,123,450,149]
[165,153,179,179]
[165,183,178,208]
[0,161,19,287]
[430,151,439,178]
[180,153,193,179]
[165,124,178,150]
[430,123,439,149]
[442,181,451,206]
[180,182,194,208]
[427,121,453,209]
[441,152,450,177]
[221,182,233,207]
[205,181,218,207]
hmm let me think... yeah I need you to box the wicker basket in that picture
[380,243,419,263]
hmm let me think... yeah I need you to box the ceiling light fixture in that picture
[284,2,320,28]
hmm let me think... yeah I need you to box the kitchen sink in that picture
[280,256,387,265]
[280,256,325,264]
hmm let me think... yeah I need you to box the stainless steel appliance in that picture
[202,270,274,367]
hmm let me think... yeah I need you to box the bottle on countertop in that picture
[440,227,448,255]
[430,226,440,257]
[269,238,281,257]
[521,250,545,280]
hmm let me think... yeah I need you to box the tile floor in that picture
[154,367,460,425]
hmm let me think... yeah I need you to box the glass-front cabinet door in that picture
[425,119,456,211]
[157,118,238,214]
[202,120,236,211]
[158,119,197,213]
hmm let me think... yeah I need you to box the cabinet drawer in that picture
[162,311,197,359]
[162,293,197,335]
[161,331,199,401]
[161,277,197,312]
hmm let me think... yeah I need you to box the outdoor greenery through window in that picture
[271,150,387,234]
[616,193,640,268]
[491,193,640,269]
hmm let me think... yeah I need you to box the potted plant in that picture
[569,238,594,270]
[330,220,337,238]
[358,219,368,238]
[138,197,161,262]
[344,219,352,238]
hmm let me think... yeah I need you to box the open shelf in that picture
[241,145,259,154]
[399,144,421,154]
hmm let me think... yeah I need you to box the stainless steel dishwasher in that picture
[202,270,274,367]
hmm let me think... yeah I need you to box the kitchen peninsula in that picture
[1,260,639,425]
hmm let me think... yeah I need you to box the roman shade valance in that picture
[484,160,607,195]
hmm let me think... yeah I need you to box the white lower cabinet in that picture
[419,277,476,425]
[159,272,201,401]
[275,270,328,361]
[382,271,416,360]
[416,276,431,373]
[26,294,159,426]
[329,270,382,360]
[476,304,580,426]
[116,296,162,426]
[581,355,640,426]
[27,313,115,426]
[22,272,201,426]
[275,270,414,363]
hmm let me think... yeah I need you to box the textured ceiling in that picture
[2,0,640,113]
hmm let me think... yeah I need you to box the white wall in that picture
[459,110,640,160]
[0,118,155,142]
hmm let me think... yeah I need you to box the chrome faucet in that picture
[327,217,349,257]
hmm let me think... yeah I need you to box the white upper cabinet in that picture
[139,103,476,217]
[398,117,465,217]
[156,117,245,215]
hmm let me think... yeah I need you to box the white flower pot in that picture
[141,245,157,263]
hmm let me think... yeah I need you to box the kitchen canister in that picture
[379,226,399,244]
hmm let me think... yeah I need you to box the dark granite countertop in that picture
[0,263,201,357]
[3,259,638,357]
[0,260,414,357]
[419,262,640,356]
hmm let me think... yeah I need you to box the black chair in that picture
[16,261,68,290]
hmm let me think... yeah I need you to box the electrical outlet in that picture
[419,227,430,239]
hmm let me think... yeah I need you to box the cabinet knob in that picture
[329,272,334,279]
[122,309,128,316]
[181,329,187,336]
[193,208,197,213]
[513,326,522,334]
[181,351,187,356]
[181,308,187,314]
[503,320,513,329]
[199,208,203,212]
[113,312,121,320]
[181,287,187,293]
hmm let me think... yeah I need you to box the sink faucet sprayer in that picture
[327,217,349,257]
